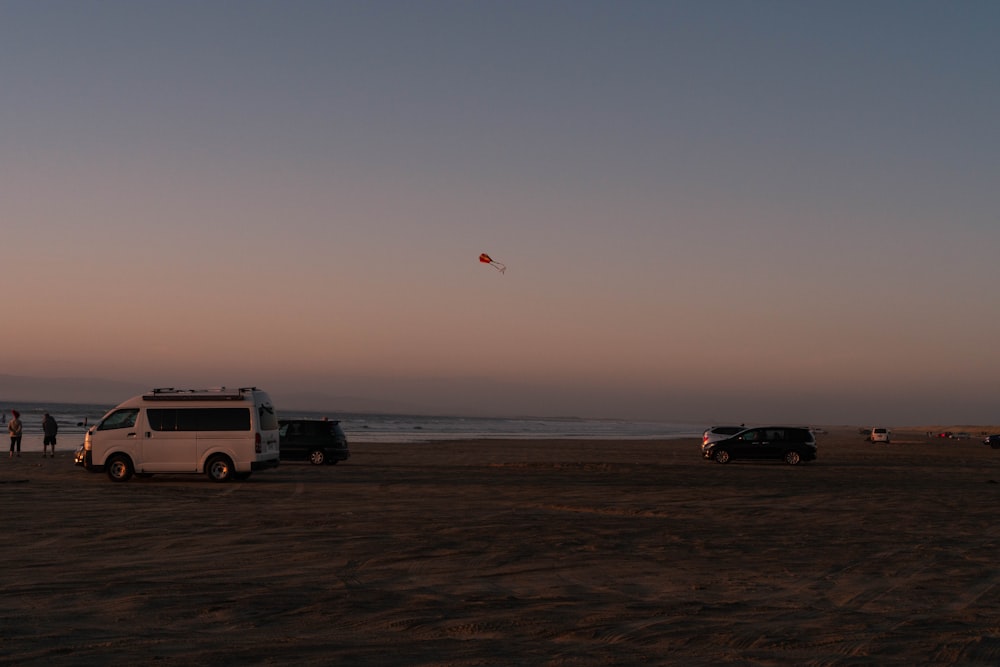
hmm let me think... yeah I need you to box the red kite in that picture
[479,253,506,273]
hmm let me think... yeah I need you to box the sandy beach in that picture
[2,428,999,665]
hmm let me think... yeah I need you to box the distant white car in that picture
[870,427,891,443]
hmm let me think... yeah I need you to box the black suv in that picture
[702,426,816,465]
[279,419,350,465]
[984,434,1000,450]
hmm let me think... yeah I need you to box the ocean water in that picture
[286,410,702,443]
[0,400,701,451]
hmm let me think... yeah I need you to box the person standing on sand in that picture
[8,410,22,458]
[42,412,58,458]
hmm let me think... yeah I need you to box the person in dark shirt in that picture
[42,412,59,458]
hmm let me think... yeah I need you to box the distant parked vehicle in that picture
[983,434,1000,449]
[702,427,817,465]
[950,432,971,440]
[936,432,953,439]
[279,418,350,465]
[870,427,891,443]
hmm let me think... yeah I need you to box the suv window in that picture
[785,428,813,443]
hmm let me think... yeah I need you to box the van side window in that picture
[98,409,139,431]
[146,408,251,432]
[146,409,175,431]
[197,408,251,431]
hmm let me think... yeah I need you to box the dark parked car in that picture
[279,419,350,465]
[984,434,1000,450]
[702,426,816,465]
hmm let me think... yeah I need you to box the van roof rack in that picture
[143,387,251,402]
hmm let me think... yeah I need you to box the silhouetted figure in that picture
[42,412,58,458]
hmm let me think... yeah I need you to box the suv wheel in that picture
[784,450,801,465]
[309,450,326,465]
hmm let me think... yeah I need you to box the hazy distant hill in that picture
[0,375,421,415]
[0,375,146,406]
[272,390,424,415]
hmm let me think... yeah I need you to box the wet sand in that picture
[1,429,999,665]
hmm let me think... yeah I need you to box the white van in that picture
[871,427,891,443]
[78,387,280,482]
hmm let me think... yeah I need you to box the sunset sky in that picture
[2,1,998,424]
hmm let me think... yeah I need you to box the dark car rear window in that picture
[785,428,814,443]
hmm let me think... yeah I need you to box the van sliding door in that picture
[143,408,199,472]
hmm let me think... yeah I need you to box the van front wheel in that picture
[107,455,134,483]
[206,455,234,482]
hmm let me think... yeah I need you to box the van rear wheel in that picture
[107,455,134,483]
[309,450,326,465]
[784,450,802,465]
[206,455,234,482]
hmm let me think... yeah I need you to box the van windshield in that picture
[98,409,139,431]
